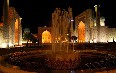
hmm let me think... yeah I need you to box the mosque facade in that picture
[0,0,22,48]
[38,5,116,44]
[75,5,116,43]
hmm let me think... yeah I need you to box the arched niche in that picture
[42,30,51,43]
[14,19,19,44]
[78,21,85,43]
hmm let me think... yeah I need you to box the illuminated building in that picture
[0,0,22,48]
[38,6,116,43]
[75,5,116,43]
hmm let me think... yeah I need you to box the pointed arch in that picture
[78,21,85,43]
[14,19,19,44]
[42,30,51,43]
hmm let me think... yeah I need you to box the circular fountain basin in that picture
[4,50,116,72]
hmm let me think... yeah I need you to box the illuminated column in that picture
[94,5,100,43]
[18,18,22,45]
[3,0,10,47]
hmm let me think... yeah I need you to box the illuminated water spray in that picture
[51,7,73,52]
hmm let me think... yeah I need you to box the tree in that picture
[23,32,38,47]
[71,36,77,42]
[23,32,31,47]
[30,35,37,46]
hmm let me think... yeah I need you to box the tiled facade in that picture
[75,9,116,43]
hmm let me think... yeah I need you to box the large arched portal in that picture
[14,19,19,44]
[78,21,85,43]
[42,30,51,43]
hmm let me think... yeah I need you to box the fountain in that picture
[51,7,73,52]
[45,7,80,69]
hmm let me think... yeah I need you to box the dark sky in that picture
[0,0,116,33]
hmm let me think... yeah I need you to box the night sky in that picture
[0,0,116,33]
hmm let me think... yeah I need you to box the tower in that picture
[3,0,10,47]
[94,5,100,43]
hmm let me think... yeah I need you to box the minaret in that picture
[3,0,9,47]
[94,5,100,43]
